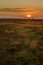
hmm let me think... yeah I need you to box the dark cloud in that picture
[0,8,40,12]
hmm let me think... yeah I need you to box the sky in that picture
[0,0,43,18]
[0,0,43,9]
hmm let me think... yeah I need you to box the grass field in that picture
[0,19,43,65]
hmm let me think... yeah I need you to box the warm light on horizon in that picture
[27,14,31,18]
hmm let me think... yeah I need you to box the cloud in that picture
[0,8,40,12]
[0,8,43,17]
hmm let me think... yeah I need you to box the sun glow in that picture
[27,14,31,18]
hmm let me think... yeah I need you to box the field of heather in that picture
[0,19,43,65]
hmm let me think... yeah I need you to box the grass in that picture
[0,19,43,65]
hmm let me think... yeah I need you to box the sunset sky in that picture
[0,0,43,9]
[0,0,43,18]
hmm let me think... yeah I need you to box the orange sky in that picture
[0,0,43,18]
[0,0,43,9]
[0,8,43,18]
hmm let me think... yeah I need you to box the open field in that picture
[0,19,43,65]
